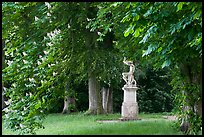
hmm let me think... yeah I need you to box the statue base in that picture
[121,86,139,120]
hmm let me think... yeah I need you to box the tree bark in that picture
[107,87,113,113]
[179,61,202,133]
[86,71,98,115]
[84,19,101,115]
[180,62,202,117]
[196,99,202,117]
[62,95,77,114]
[62,94,70,114]
[102,87,113,114]
[84,3,104,115]
[62,81,77,114]
[97,83,104,114]
[62,82,70,114]
[102,87,108,113]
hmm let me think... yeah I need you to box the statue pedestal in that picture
[120,86,140,120]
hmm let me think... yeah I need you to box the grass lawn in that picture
[2,112,184,135]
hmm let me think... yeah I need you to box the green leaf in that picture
[124,25,134,37]
[125,3,131,9]
[177,2,184,12]
[110,2,119,7]
[35,100,41,110]
[121,14,131,23]
[162,59,171,68]
[157,47,162,52]
[133,28,140,38]
[142,44,155,57]
[193,10,201,20]
[133,15,140,22]
[143,6,153,17]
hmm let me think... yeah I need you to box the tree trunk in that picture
[195,65,202,117]
[180,62,202,117]
[86,71,98,115]
[62,94,70,114]
[62,94,77,114]
[62,81,77,114]
[102,87,113,114]
[84,20,101,115]
[62,82,70,114]
[102,87,108,113]
[97,83,104,114]
[107,87,113,113]
[196,99,202,117]
[179,61,202,133]
[84,4,103,114]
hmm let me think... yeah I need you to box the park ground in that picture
[2,112,187,135]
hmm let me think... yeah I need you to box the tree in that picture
[2,2,123,134]
[88,2,202,134]
[137,66,174,113]
[2,39,6,109]
[2,2,79,134]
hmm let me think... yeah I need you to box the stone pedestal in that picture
[120,59,140,121]
[120,86,139,120]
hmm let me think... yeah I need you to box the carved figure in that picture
[122,58,136,86]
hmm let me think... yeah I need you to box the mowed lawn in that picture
[2,112,184,135]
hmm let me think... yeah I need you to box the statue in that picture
[120,57,139,120]
[122,58,136,87]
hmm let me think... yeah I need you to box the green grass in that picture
[2,112,184,135]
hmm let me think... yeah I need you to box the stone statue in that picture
[120,58,139,121]
[122,58,136,87]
